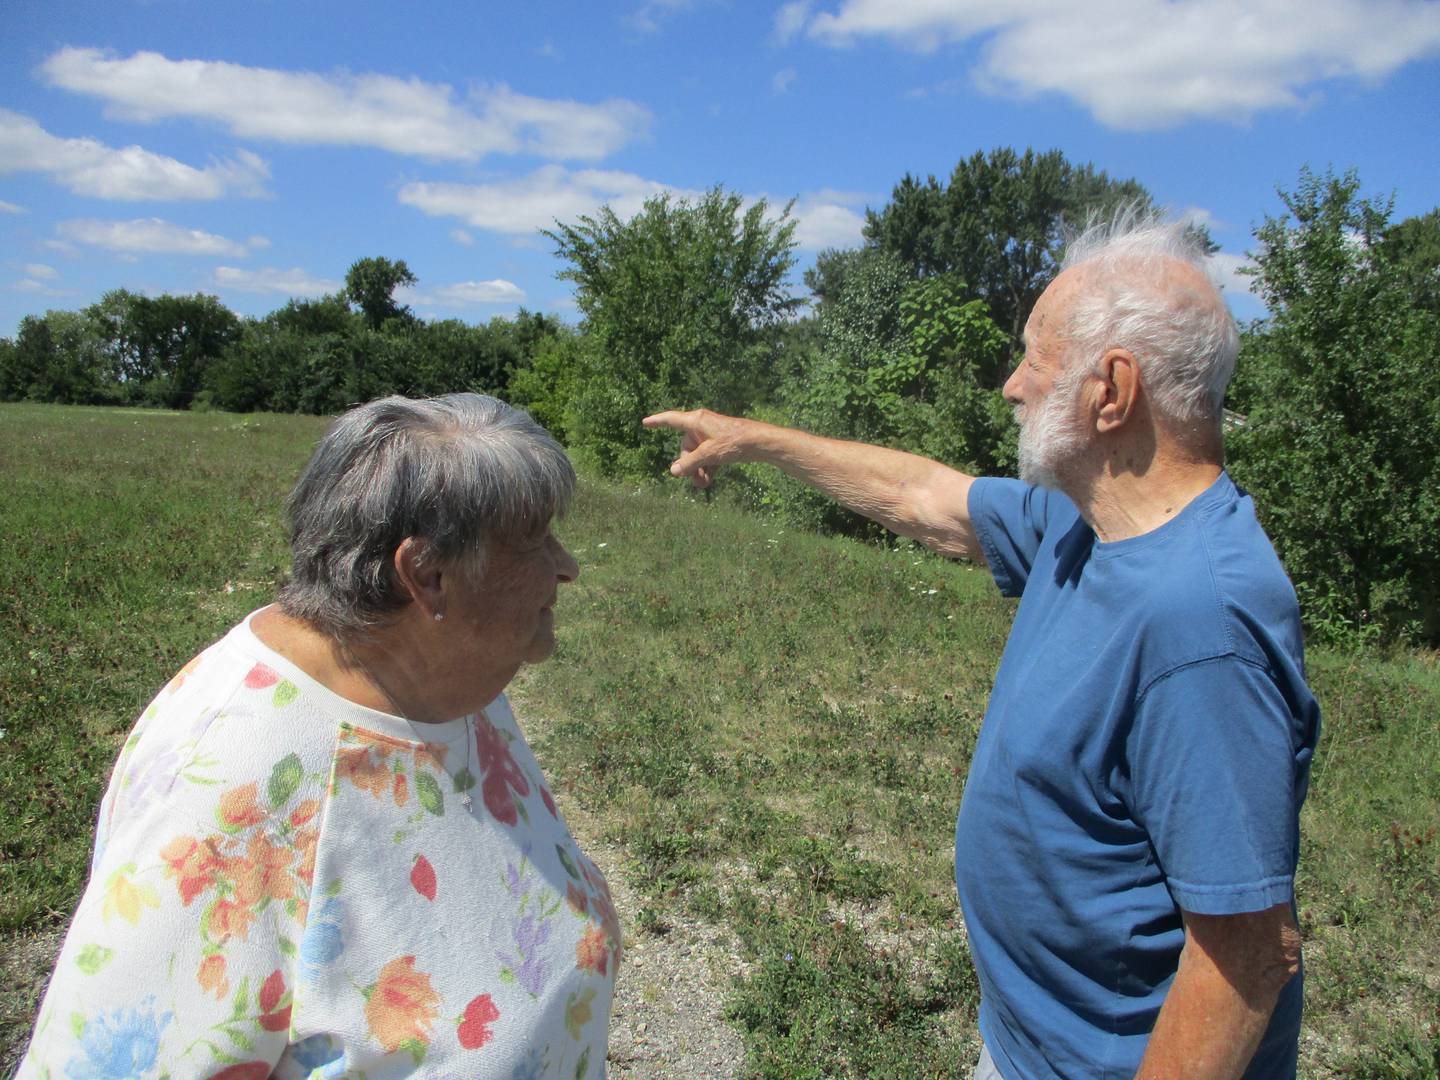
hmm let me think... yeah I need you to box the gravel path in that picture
[572,827,749,1079]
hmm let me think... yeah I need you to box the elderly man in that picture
[645,215,1319,1079]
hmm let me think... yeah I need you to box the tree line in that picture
[3,150,1436,646]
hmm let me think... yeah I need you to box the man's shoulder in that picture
[1136,481,1304,674]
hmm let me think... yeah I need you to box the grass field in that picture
[2,403,1437,1077]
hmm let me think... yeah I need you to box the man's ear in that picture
[1096,348,1140,433]
[393,537,445,619]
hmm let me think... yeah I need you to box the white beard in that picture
[1016,371,1090,491]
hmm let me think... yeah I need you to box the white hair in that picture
[1059,207,1238,426]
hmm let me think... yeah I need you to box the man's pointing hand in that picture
[642,408,756,489]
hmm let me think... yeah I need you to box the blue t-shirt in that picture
[957,473,1319,1079]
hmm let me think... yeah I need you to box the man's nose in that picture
[1002,364,1024,406]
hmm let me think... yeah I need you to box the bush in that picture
[546,187,800,479]
[1228,168,1440,645]
[737,257,1015,535]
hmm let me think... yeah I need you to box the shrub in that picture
[1228,169,1440,645]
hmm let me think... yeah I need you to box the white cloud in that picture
[1207,250,1258,298]
[212,266,340,297]
[433,279,527,304]
[904,77,967,101]
[57,218,254,256]
[450,229,475,246]
[0,200,25,214]
[1179,206,1217,230]
[626,0,698,33]
[399,164,696,237]
[41,47,651,162]
[401,166,865,252]
[791,0,1440,129]
[791,198,868,250]
[23,263,59,280]
[0,108,269,200]
[773,1,815,45]
[773,67,799,93]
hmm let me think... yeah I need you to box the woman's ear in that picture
[392,537,445,620]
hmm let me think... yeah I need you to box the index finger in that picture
[642,410,691,430]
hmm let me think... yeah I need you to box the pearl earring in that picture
[434,612,444,621]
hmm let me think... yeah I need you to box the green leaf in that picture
[499,967,516,985]
[69,1012,85,1039]
[401,1037,427,1067]
[231,976,250,1022]
[278,936,296,956]
[223,1025,255,1052]
[452,767,475,793]
[267,752,303,808]
[74,944,114,975]
[272,680,299,708]
[556,844,581,880]
[416,771,444,817]
[575,1045,591,1079]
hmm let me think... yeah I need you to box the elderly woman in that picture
[20,394,619,1079]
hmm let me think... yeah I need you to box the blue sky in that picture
[4,0,1440,337]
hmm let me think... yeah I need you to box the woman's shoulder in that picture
[103,614,347,844]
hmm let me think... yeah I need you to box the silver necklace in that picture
[352,650,475,810]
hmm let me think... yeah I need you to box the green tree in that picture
[864,147,1162,356]
[0,311,115,404]
[1228,168,1440,644]
[507,329,591,444]
[1379,208,1440,314]
[749,256,1012,535]
[5,316,56,402]
[86,289,151,393]
[545,187,800,477]
[344,257,418,331]
[0,336,16,400]
[405,318,512,398]
[271,294,357,338]
[83,290,240,407]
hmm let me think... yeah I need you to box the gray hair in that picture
[278,393,575,640]
[1059,206,1238,427]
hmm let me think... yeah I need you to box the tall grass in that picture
[2,404,1436,1077]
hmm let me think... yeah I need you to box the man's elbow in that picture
[1260,918,1303,997]
[1183,903,1303,1009]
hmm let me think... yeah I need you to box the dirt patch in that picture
[575,828,748,1078]
[0,927,63,1076]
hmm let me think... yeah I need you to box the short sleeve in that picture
[1126,655,1301,915]
[967,478,1072,596]
[18,805,298,1079]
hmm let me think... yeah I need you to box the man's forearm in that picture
[1136,904,1300,1079]
[1135,956,1278,1079]
[736,418,981,559]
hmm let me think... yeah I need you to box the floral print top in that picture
[20,610,620,1079]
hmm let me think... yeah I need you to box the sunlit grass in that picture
[2,403,1436,1077]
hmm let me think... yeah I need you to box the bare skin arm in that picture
[1135,902,1302,1079]
[642,408,985,562]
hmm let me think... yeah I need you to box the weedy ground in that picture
[2,403,1437,1077]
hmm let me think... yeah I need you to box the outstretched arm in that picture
[643,408,984,562]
